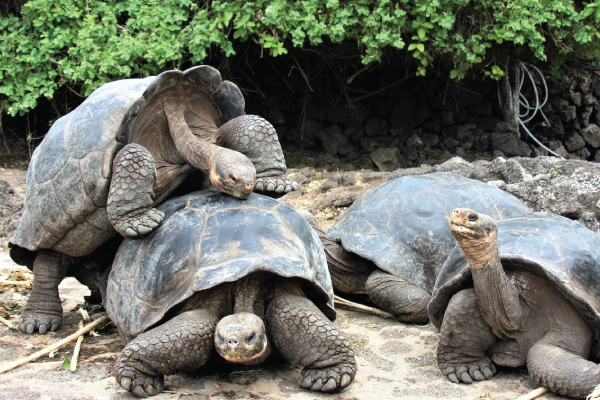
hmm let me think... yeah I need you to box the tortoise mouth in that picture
[210,169,254,199]
[450,222,476,238]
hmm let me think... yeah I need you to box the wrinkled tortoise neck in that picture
[470,241,525,338]
[233,272,268,315]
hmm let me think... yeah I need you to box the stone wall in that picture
[246,68,600,171]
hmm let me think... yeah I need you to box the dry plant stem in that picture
[334,295,395,319]
[70,321,84,372]
[0,316,108,374]
[515,387,549,400]
[0,316,14,329]
[0,280,31,287]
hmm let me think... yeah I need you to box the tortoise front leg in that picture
[114,309,218,398]
[437,289,497,384]
[266,294,356,392]
[20,251,68,334]
[217,116,297,194]
[107,143,165,239]
[365,269,431,323]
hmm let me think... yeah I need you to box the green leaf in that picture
[417,43,424,52]
[417,28,426,40]
[407,43,417,50]
[450,69,459,79]
[61,358,71,370]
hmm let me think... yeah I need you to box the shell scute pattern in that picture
[106,190,333,339]
[11,78,155,256]
[326,172,532,292]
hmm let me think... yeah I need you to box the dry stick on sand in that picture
[0,280,31,287]
[334,295,395,319]
[0,316,14,329]
[70,321,85,372]
[0,316,109,374]
[515,387,549,400]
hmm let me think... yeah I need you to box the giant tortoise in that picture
[428,209,600,399]
[105,189,356,397]
[308,172,531,323]
[10,65,295,334]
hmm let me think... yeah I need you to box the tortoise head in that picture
[450,208,498,268]
[214,312,268,363]
[209,149,256,199]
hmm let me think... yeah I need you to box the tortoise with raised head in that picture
[105,190,356,397]
[307,172,531,323]
[10,65,296,334]
[428,209,600,399]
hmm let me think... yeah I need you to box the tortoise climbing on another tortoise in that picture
[105,190,356,397]
[305,172,531,323]
[10,65,296,334]
[428,209,600,399]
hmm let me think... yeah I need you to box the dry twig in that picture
[0,316,108,374]
[0,280,31,287]
[334,295,395,319]
[515,387,549,400]
[70,321,85,372]
[0,316,14,329]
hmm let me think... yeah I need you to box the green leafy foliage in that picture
[1,0,600,116]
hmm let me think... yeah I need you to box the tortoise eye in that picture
[468,214,477,222]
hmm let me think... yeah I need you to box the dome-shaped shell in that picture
[326,172,532,293]
[10,77,155,257]
[106,190,334,339]
[428,212,600,341]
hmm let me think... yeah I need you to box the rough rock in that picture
[491,123,531,157]
[420,132,440,148]
[564,132,586,152]
[370,148,406,172]
[581,124,600,148]
[317,124,348,155]
[344,125,365,144]
[361,136,393,153]
[365,115,389,137]
[557,106,577,122]
[0,180,23,250]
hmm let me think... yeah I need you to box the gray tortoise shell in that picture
[326,172,532,293]
[10,77,154,257]
[428,212,600,343]
[105,189,335,339]
[11,66,245,258]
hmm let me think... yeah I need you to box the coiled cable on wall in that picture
[497,62,565,159]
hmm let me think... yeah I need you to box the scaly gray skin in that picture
[114,274,356,398]
[299,210,430,323]
[108,87,295,239]
[438,208,600,399]
[19,251,67,334]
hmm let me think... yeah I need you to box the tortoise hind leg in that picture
[217,115,298,195]
[527,331,600,398]
[267,294,356,392]
[365,269,431,323]
[114,309,218,398]
[20,251,68,334]
[107,144,165,239]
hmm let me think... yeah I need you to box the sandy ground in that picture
[0,251,565,400]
